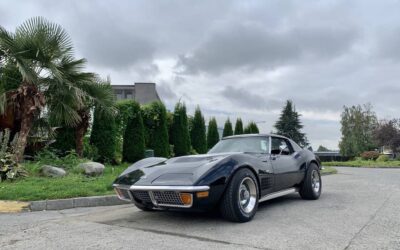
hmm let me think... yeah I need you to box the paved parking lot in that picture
[1,167,400,250]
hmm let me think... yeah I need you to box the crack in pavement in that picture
[343,193,393,250]
[94,221,271,250]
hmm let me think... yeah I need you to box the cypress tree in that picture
[207,117,220,149]
[141,102,169,157]
[274,100,308,147]
[190,106,207,154]
[244,122,259,134]
[234,118,244,135]
[90,106,117,163]
[170,102,191,156]
[223,118,233,137]
[122,102,145,163]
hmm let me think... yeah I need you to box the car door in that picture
[270,137,303,191]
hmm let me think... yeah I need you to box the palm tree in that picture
[0,17,114,161]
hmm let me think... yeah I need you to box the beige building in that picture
[111,82,161,104]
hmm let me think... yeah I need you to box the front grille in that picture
[152,191,184,206]
[132,191,152,203]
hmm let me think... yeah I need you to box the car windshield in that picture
[208,137,269,154]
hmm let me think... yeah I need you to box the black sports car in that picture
[113,134,322,222]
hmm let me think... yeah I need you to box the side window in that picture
[271,137,293,155]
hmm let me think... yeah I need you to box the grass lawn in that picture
[323,160,400,168]
[0,162,129,201]
[321,166,337,175]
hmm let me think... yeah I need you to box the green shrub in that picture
[377,155,389,162]
[207,117,219,149]
[122,102,145,163]
[141,102,170,157]
[170,102,191,156]
[190,106,207,154]
[360,151,380,160]
[244,122,259,134]
[0,129,27,181]
[223,118,233,137]
[35,149,84,170]
[82,137,99,160]
[90,106,117,163]
[51,127,75,155]
[234,118,244,135]
[115,100,137,155]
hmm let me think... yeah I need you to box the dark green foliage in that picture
[51,127,75,154]
[0,63,21,92]
[274,100,308,147]
[90,106,117,163]
[170,102,191,156]
[141,102,169,157]
[339,104,377,157]
[234,118,244,135]
[122,102,145,163]
[223,118,233,137]
[190,106,207,154]
[316,145,330,152]
[207,117,220,149]
[244,122,259,134]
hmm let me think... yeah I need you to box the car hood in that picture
[113,152,236,186]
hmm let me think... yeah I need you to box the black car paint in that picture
[113,134,320,210]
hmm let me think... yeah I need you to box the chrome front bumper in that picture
[113,184,210,208]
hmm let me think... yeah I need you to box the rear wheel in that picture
[299,163,321,200]
[220,168,259,222]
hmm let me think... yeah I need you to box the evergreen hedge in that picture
[170,102,191,156]
[122,102,145,163]
[234,118,244,135]
[190,106,207,154]
[244,122,259,134]
[222,118,233,137]
[90,106,117,163]
[141,102,169,157]
[207,117,219,149]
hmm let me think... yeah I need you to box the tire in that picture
[299,163,322,200]
[134,202,155,212]
[219,168,259,222]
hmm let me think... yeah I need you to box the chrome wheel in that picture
[311,170,320,193]
[238,177,257,213]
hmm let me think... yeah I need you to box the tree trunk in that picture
[75,109,90,157]
[11,83,45,162]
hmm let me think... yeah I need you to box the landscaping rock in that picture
[78,162,105,176]
[40,165,66,177]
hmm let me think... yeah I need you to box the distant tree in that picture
[122,102,145,163]
[244,122,259,134]
[339,104,377,157]
[207,117,219,149]
[141,102,170,157]
[90,106,117,163]
[373,119,400,154]
[190,106,207,154]
[234,118,244,135]
[222,118,233,137]
[274,100,308,147]
[170,102,191,156]
[317,145,330,152]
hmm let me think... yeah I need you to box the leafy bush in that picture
[90,106,117,163]
[0,129,27,181]
[82,137,99,160]
[35,149,84,170]
[122,102,145,163]
[377,155,389,162]
[360,151,380,160]
[51,127,75,155]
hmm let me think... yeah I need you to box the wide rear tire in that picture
[299,163,322,200]
[219,168,259,222]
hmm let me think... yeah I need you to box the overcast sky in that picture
[2,0,400,149]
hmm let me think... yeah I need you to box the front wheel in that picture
[299,163,322,200]
[219,168,259,222]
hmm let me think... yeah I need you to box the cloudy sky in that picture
[2,0,400,149]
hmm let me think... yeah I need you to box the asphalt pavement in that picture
[1,167,399,250]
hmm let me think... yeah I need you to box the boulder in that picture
[78,162,105,176]
[40,165,66,178]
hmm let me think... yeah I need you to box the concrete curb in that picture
[29,195,129,211]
